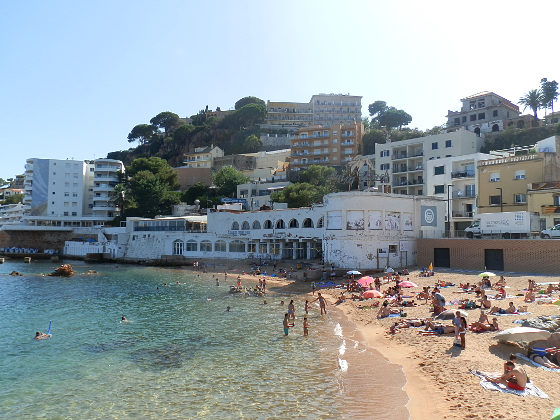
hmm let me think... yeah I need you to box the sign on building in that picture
[421,206,437,227]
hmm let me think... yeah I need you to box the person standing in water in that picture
[283,313,290,336]
[313,293,327,315]
[288,300,295,321]
[303,317,309,336]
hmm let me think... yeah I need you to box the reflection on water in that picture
[0,260,407,419]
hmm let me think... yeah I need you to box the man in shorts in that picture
[486,361,527,391]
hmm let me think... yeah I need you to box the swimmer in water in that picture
[35,331,50,340]
[226,306,231,312]
[121,316,128,322]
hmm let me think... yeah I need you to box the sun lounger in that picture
[469,370,548,398]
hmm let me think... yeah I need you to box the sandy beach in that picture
[192,260,560,420]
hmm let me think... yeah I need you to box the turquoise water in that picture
[0,260,407,419]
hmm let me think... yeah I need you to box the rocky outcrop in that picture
[522,316,560,332]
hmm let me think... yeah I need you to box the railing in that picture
[452,191,476,198]
[451,171,475,178]
[392,153,408,160]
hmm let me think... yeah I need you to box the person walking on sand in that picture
[303,317,309,336]
[313,293,327,315]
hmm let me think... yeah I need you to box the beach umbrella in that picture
[363,290,382,299]
[494,327,552,343]
[436,309,468,320]
[398,281,418,288]
[347,270,361,275]
[478,271,496,277]
[357,276,374,287]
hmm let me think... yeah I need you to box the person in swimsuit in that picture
[283,313,290,336]
[303,317,309,336]
[313,293,327,315]
[35,331,50,340]
[486,361,527,391]
[288,300,295,320]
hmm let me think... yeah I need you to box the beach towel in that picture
[494,312,531,316]
[514,353,560,372]
[469,370,548,398]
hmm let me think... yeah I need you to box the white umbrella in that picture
[436,309,468,320]
[478,271,496,277]
[494,327,551,343]
[346,270,361,275]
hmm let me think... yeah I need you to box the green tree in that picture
[235,96,265,110]
[127,124,156,144]
[234,103,267,127]
[182,183,210,204]
[362,129,388,154]
[173,124,195,146]
[298,165,336,188]
[190,110,207,126]
[377,107,412,129]
[243,134,262,153]
[270,183,326,208]
[368,100,387,118]
[213,166,249,197]
[540,78,559,114]
[150,111,181,135]
[518,89,543,118]
[126,157,178,189]
[2,193,23,204]
[128,171,180,218]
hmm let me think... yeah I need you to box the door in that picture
[484,249,504,271]
[434,248,450,268]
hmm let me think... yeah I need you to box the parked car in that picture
[540,224,560,239]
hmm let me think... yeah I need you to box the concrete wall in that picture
[417,238,560,274]
[0,230,74,251]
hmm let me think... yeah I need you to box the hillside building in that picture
[183,145,224,169]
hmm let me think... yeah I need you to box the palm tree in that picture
[518,89,544,119]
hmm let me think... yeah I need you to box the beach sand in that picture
[189,261,560,419]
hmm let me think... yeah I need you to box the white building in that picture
[425,153,505,234]
[237,181,291,210]
[0,203,27,228]
[374,130,483,196]
[66,192,446,269]
[20,157,124,228]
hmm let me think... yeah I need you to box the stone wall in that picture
[0,230,74,251]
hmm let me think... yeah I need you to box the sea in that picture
[0,260,408,419]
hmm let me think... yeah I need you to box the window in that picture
[434,166,445,175]
[275,219,285,229]
[332,138,338,144]
[445,140,452,148]
[186,240,198,252]
[462,116,466,123]
[289,219,299,228]
[478,112,485,120]
[231,221,239,230]
[554,196,560,206]
[380,150,390,157]
[454,118,460,125]
[71,212,77,216]
[489,195,501,205]
[200,241,212,252]
[229,240,245,253]
[263,220,272,229]
[241,221,250,230]
[252,220,261,229]
[388,245,398,254]
[303,218,313,228]
[215,240,226,252]
[434,185,445,194]
[514,194,526,204]
[470,114,477,121]
[64,211,68,216]
[514,170,526,180]
[317,217,324,228]
[490,172,500,182]
[492,110,498,117]
[432,142,438,150]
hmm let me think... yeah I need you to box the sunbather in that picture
[528,349,560,369]
[524,289,536,303]
[470,317,499,332]
[422,320,455,335]
[377,301,400,318]
[490,302,516,315]
[485,361,528,391]
[389,318,426,333]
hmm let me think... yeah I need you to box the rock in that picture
[10,271,23,276]
[48,264,75,277]
[521,316,560,332]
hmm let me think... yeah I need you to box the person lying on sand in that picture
[489,301,517,315]
[389,318,426,333]
[485,361,527,391]
[421,320,456,335]
[377,301,400,318]
[470,317,499,332]
[528,349,560,369]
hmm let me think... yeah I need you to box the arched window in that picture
[215,240,226,252]
[186,240,197,252]
[252,220,261,229]
[276,219,285,229]
[241,221,250,230]
[200,240,212,252]
[173,239,184,255]
[317,217,324,228]
[492,124,499,132]
[231,221,239,230]
[229,240,246,253]
[289,219,299,228]
[474,127,481,137]
[517,120,525,129]
[264,220,273,229]
[303,218,314,228]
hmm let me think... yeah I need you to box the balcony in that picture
[451,170,475,179]
[452,191,476,198]
[452,212,474,218]
[393,166,408,174]
[392,152,408,160]
[341,141,354,146]
[412,150,424,157]
[408,165,423,171]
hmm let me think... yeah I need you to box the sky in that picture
[1,0,559,180]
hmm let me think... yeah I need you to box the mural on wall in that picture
[368,211,383,230]
[327,211,342,230]
[30,159,49,216]
[402,213,413,231]
[346,210,364,230]
[385,212,401,231]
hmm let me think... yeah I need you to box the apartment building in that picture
[375,130,483,196]
[527,182,560,230]
[425,153,505,232]
[264,93,362,131]
[289,122,364,172]
[183,145,224,169]
[446,92,520,136]
[21,157,124,228]
[0,203,27,228]
[477,136,560,214]
[236,180,291,210]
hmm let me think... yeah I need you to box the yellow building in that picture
[527,182,560,229]
[477,136,560,215]
[289,122,364,172]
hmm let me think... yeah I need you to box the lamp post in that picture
[496,187,503,212]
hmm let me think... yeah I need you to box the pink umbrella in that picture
[357,276,374,287]
[363,290,382,298]
[398,280,418,288]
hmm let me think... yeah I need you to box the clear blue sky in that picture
[1,0,559,180]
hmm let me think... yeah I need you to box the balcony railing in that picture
[451,170,475,178]
[392,153,408,160]
[452,191,476,198]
